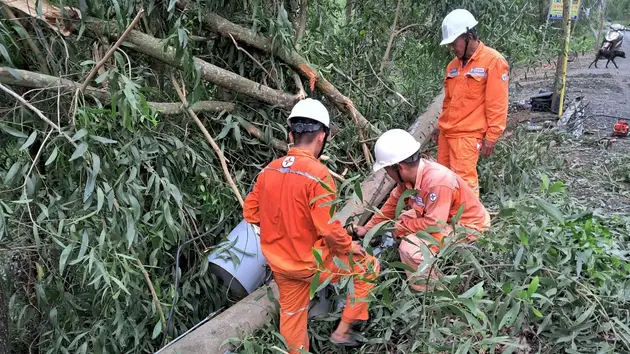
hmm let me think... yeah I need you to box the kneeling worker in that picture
[243,98,380,353]
[353,129,490,291]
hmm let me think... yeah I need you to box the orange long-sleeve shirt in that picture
[439,41,510,142]
[364,159,490,238]
[243,148,352,276]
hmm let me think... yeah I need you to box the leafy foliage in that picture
[0,0,620,353]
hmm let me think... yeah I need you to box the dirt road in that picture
[511,37,630,215]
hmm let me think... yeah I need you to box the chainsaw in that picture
[613,120,629,137]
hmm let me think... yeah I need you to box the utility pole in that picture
[595,0,606,50]
[552,0,572,116]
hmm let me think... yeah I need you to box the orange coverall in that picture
[364,159,490,290]
[438,41,509,195]
[243,147,379,353]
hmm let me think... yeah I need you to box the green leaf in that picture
[152,320,162,339]
[125,212,136,248]
[71,128,88,141]
[498,301,521,331]
[59,244,73,274]
[0,44,14,66]
[527,276,539,296]
[49,307,58,326]
[0,124,27,138]
[396,189,417,219]
[312,248,323,266]
[111,276,131,295]
[309,271,321,299]
[455,339,472,354]
[90,136,118,144]
[363,220,388,248]
[77,231,89,259]
[3,162,21,185]
[45,147,59,166]
[459,281,484,299]
[535,198,565,225]
[314,275,333,295]
[389,261,415,272]
[532,307,543,318]
[69,143,88,161]
[19,131,37,151]
[333,256,349,272]
[354,181,363,203]
[574,304,596,326]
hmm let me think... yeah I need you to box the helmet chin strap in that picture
[462,28,473,65]
[393,164,404,184]
[316,129,330,158]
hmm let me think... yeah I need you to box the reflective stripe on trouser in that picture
[437,135,481,196]
[398,226,479,291]
[273,253,380,354]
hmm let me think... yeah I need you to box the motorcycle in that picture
[600,23,626,51]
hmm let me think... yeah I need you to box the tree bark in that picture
[84,20,297,109]
[0,67,235,115]
[346,0,354,22]
[379,0,402,74]
[177,4,379,134]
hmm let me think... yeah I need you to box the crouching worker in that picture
[353,129,490,291]
[243,99,380,353]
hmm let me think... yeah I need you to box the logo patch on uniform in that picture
[501,73,509,82]
[429,192,438,202]
[411,194,424,207]
[282,156,295,168]
[470,68,486,74]
[448,68,459,77]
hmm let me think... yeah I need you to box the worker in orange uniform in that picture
[352,129,490,291]
[431,9,510,196]
[243,98,380,352]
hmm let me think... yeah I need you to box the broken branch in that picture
[379,0,402,74]
[83,19,297,109]
[175,3,379,134]
[1,5,50,75]
[80,9,144,93]
[0,67,234,115]
[170,74,245,206]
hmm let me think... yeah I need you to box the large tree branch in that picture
[177,3,379,134]
[83,20,297,109]
[379,0,402,74]
[0,67,235,115]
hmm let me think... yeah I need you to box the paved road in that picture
[511,33,630,214]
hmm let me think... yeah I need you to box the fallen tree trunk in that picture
[156,91,444,354]
[0,67,235,116]
[84,20,297,109]
[176,2,379,134]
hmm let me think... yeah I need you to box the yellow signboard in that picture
[548,0,581,20]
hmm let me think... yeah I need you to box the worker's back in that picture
[244,147,336,276]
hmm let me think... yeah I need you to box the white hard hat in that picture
[372,129,421,172]
[440,9,478,46]
[287,98,330,128]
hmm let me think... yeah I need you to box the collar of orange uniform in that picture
[457,40,485,67]
[467,41,485,63]
[401,159,426,192]
[287,147,317,160]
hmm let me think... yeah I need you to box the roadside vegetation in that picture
[0,0,627,353]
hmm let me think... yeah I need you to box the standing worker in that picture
[243,98,380,352]
[352,129,490,291]
[432,9,510,196]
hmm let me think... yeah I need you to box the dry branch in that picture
[170,75,245,207]
[1,5,50,75]
[84,20,297,109]
[0,83,76,147]
[0,67,234,115]
[379,0,402,74]
[176,3,379,134]
[1,0,81,36]
[80,9,144,93]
